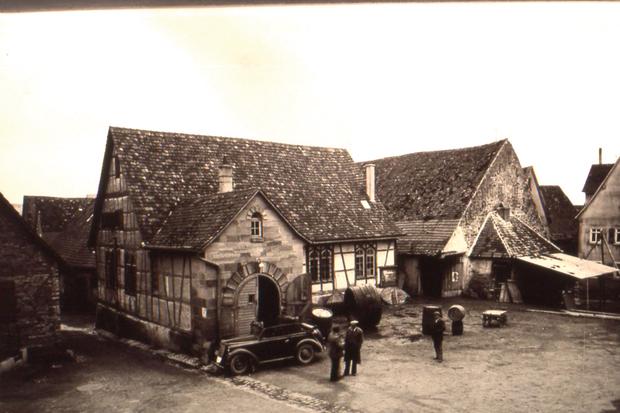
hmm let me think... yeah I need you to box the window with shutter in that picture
[124,250,137,296]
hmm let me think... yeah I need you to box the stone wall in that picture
[460,141,547,248]
[0,209,60,358]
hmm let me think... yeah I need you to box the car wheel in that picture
[229,354,251,375]
[296,343,315,365]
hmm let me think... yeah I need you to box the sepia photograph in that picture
[1,1,619,412]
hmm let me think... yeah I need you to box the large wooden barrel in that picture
[448,305,466,321]
[422,305,442,335]
[344,285,383,327]
[311,307,333,340]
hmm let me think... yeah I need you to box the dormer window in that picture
[251,212,263,240]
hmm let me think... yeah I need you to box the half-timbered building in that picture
[89,127,399,355]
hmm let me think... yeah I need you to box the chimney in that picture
[364,163,376,203]
[218,157,233,193]
[497,204,511,221]
[599,147,602,165]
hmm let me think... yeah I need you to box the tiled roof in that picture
[151,189,272,250]
[0,192,64,266]
[45,200,95,269]
[582,164,613,195]
[368,140,506,221]
[471,212,560,258]
[395,219,459,255]
[94,127,400,244]
[22,196,93,233]
[538,186,578,242]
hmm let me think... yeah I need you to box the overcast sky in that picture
[1,3,619,206]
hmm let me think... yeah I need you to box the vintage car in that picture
[214,321,325,375]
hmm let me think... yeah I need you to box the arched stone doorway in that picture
[222,261,289,336]
[234,275,281,335]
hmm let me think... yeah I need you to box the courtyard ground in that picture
[251,297,620,413]
[1,297,619,413]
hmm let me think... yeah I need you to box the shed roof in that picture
[582,164,614,195]
[471,212,560,258]
[91,127,400,245]
[368,140,507,222]
[538,185,578,241]
[518,253,618,279]
[395,219,460,255]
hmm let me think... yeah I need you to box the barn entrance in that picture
[420,256,443,298]
[235,274,281,336]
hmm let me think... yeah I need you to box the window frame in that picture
[354,243,377,280]
[307,245,334,287]
[124,250,137,296]
[105,248,118,290]
[614,228,620,245]
[250,212,263,240]
[589,227,602,244]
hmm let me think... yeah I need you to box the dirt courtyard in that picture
[252,297,620,413]
[1,298,619,413]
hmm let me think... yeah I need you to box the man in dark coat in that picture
[432,311,446,362]
[327,325,344,381]
[344,320,364,376]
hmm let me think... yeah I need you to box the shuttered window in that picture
[105,249,118,289]
[124,250,137,296]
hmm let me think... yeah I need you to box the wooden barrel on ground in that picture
[448,304,466,321]
[452,320,464,336]
[344,285,383,327]
[422,305,442,335]
[311,307,333,340]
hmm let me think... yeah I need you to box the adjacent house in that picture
[88,127,399,355]
[370,140,616,304]
[0,193,61,361]
[22,196,96,311]
[577,156,620,271]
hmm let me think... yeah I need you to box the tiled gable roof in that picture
[395,219,459,255]
[150,189,285,250]
[538,186,578,241]
[368,140,506,221]
[471,212,559,258]
[95,127,400,244]
[0,192,64,267]
[45,200,95,269]
[22,196,93,234]
[582,164,613,195]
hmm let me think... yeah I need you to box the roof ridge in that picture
[456,139,509,225]
[511,214,562,253]
[489,212,514,257]
[577,156,620,219]
[109,126,350,153]
[360,138,508,164]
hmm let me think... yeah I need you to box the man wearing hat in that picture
[344,319,364,376]
[431,311,446,362]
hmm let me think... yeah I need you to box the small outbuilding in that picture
[0,192,62,362]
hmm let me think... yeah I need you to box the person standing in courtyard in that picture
[344,319,364,376]
[432,311,445,362]
[327,325,344,382]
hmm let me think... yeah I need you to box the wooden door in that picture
[236,277,258,336]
